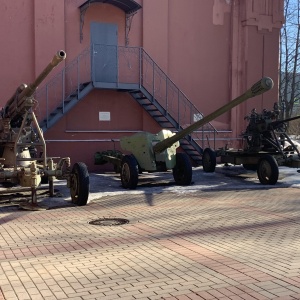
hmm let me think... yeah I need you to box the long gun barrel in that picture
[270,115,300,129]
[153,77,274,153]
[4,50,66,120]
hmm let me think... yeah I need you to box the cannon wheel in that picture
[202,148,216,172]
[70,162,90,206]
[257,155,278,185]
[120,155,139,189]
[172,153,192,185]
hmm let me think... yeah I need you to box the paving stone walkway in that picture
[1,183,300,299]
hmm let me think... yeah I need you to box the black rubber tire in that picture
[120,155,139,189]
[172,153,192,185]
[243,164,257,171]
[202,148,216,172]
[257,155,279,185]
[70,162,90,206]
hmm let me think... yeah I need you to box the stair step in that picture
[180,142,194,146]
[160,125,173,127]
[141,102,154,106]
[183,151,200,156]
[137,100,150,105]
[69,92,78,97]
[146,108,159,112]
[61,101,71,107]
[149,111,162,115]
[135,96,147,100]
[154,120,170,125]
[181,144,202,150]
[80,82,90,88]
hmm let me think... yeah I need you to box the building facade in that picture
[0,0,284,171]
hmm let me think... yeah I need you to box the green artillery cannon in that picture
[0,51,89,208]
[95,77,274,189]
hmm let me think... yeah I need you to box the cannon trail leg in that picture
[19,162,47,210]
[31,187,37,205]
[49,177,54,197]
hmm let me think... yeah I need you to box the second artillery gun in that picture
[202,102,300,185]
[95,77,274,189]
[0,50,89,207]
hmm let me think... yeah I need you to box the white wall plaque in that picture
[99,112,111,121]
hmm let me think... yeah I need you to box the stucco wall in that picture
[0,1,34,101]
[0,0,284,171]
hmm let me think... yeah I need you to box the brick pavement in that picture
[1,187,300,299]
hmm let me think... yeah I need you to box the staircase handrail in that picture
[36,44,218,147]
[138,47,218,143]
[35,46,91,125]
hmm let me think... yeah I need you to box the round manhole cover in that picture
[89,218,129,226]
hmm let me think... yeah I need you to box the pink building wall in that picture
[0,0,284,171]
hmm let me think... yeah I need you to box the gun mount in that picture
[95,77,273,189]
[202,103,300,185]
[0,51,89,208]
[242,103,300,152]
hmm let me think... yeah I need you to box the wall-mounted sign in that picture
[99,112,111,121]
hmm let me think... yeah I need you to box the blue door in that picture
[91,22,118,83]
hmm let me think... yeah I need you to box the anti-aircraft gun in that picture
[242,102,300,152]
[95,77,274,189]
[202,102,300,185]
[0,51,89,208]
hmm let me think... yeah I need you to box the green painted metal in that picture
[120,130,180,171]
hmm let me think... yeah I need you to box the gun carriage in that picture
[95,77,274,189]
[0,51,89,208]
[202,103,300,185]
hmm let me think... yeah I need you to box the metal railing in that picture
[36,45,217,147]
[35,47,91,125]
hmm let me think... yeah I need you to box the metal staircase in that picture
[39,82,93,131]
[128,87,205,165]
[36,45,217,166]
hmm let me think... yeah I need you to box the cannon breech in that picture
[153,77,274,153]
